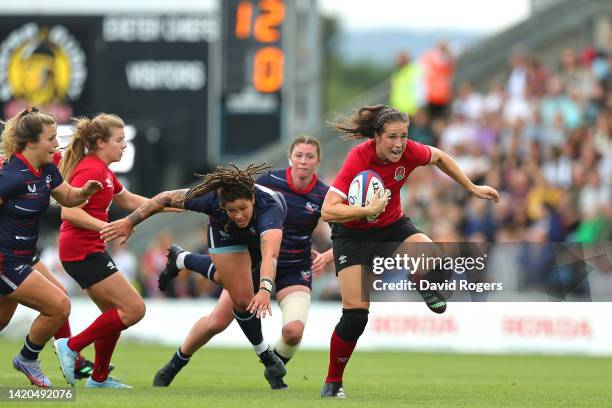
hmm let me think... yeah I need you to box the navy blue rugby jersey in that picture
[256,168,329,268]
[0,153,63,261]
[184,184,287,248]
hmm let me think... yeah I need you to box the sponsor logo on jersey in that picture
[219,230,231,240]
[394,166,406,181]
[14,264,28,274]
[105,177,113,188]
[106,261,117,270]
[26,184,37,194]
[338,255,347,264]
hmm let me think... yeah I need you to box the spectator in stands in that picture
[389,52,423,116]
[506,46,529,100]
[421,41,455,119]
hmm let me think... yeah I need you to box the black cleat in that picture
[418,289,447,314]
[264,368,288,390]
[158,245,185,292]
[258,348,287,388]
[321,381,346,398]
[74,357,114,380]
[153,361,181,387]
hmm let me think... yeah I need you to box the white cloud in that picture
[319,0,531,32]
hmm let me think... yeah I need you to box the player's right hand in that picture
[248,289,272,319]
[100,218,135,245]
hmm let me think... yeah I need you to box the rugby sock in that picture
[232,308,266,352]
[54,320,85,362]
[68,309,127,352]
[273,348,291,365]
[175,252,189,270]
[91,332,121,382]
[170,348,192,369]
[53,319,71,339]
[20,335,44,361]
[325,330,357,383]
[184,254,217,282]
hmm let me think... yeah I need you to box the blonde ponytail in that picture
[60,117,91,179]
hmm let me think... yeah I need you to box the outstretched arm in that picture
[100,189,188,244]
[51,180,103,207]
[248,228,283,319]
[125,189,187,225]
[428,147,500,203]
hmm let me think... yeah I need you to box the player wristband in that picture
[260,278,274,293]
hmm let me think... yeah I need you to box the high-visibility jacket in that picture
[421,49,454,105]
[390,63,423,115]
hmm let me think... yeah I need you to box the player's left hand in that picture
[81,180,104,199]
[311,250,326,275]
[100,218,135,245]
[471,185,500,203]
[248,290,272,319]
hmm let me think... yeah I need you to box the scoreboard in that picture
[0,0,318,192]
[218,0,287,156]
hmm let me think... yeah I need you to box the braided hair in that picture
[329,104,409,140]
[186,162,273,205]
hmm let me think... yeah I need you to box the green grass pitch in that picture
[1,338,611,407]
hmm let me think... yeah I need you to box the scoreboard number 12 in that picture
[234,0,285,93]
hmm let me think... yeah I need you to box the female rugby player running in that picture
[320,104,499,398]
[101,163,289,387]
[1,150,100,381]
[53,114,158,389]
[151,136,332,389]
[0,107,102,387]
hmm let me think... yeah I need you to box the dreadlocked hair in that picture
[329,104,409,140]
[186,162,273,205]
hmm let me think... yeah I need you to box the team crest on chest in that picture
[394,166,406,181]
[45,175,52,189]
[305,202,319,214]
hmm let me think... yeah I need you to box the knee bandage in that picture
[279,290,311,326]
[275,291,311,359]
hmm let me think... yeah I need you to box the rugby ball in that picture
[347,170,385,221]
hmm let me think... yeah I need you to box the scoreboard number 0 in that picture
[234,0,285,93]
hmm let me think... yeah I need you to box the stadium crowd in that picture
[315,43,611,299]
[40,44,611,302]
